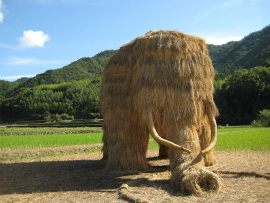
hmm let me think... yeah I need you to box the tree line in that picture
[214,66,270,125]
[0,79,101,120]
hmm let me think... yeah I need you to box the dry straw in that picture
[100,30,219,171]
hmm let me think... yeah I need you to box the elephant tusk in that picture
[201,112,217,154]
[146,109,192,154]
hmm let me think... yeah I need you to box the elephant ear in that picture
[200,112,217,154]
[143,106,192,154]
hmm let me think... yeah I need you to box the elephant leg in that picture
[106,112,149,171]
[157,129,169,158]
[101,130,109,160]
[168,123,220,194]
[158,144,169,158]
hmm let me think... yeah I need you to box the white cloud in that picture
[0,0,4,22]
[6,56,65,65]
[0,75,36,80]
[0,11,3,22]
[17,30,51,49]
[205,36,243,45]
[194,32,243,45]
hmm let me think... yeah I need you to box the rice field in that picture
[217,127,260,133]
[215,128,270,151]
[148,127,270,151]
[0,127,269,152]
[0,133,103,151]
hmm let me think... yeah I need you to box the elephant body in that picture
[100,30,220,194]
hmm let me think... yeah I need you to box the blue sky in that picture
[0,0,269,81]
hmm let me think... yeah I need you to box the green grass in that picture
[1,128,269,152]
[217,127,261,133]
[148,140,159,150]
[0,126,255,135]
[215,128,270,151]
[0,133,103,151]
[148,127,269,151]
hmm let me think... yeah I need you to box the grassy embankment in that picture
[0,127,269,152]
[0,127,102,135]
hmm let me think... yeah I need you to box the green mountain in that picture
[0,80,18,99]
[14,77,30,83]
[208,41,240,62]
[0,78,30,99]
[6,50,116,97]
[0,79,101,120]
[208,25,270,75]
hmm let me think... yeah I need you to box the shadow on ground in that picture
[0,157,170,195]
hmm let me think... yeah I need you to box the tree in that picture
[251,109,270,127]
[215,66,270,125]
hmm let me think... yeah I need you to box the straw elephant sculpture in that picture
[99,30,221,194]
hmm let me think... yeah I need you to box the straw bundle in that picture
[100,30,220,192]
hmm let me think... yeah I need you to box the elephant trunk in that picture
[171,160,221,194]
[144,106,221,194]
[168,125,221,195]
[182,168,221,194]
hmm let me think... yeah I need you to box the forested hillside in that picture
[208,41,239,62]
[0,50,116,120]
[0,79,101,120]
[0,78,29,99]
[0,80,19,100]
[6,50,116,97]
[209,25,270,75]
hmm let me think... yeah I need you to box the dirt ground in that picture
[0,149,269,203]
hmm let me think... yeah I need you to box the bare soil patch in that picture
[0,149,269,202]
